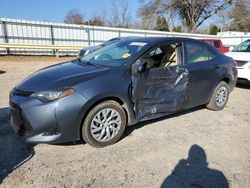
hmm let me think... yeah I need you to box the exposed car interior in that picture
[142,43,181,69]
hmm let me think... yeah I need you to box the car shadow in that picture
[236,82,250,89]
[53,139,85,146]
[0,107,35,183]
[161,145,229,188]
[0,70,6,74]
[123,105,205,139]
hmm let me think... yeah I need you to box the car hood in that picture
[225,52,250,61]
[16,61,108,92]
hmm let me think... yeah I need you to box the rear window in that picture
[186,42,216,63]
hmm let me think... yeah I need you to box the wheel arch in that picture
[79,96,132,140]
[221,77,230,84]
[208,75,231,103]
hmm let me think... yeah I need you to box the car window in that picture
[186,42,216,64]
[141,42,182,69]
[80,40,148,67]
[232,40,250,52]
[203,40,212,45]
[214,40,221,48]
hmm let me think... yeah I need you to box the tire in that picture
[82,100,127,147]
[206,81,229,111]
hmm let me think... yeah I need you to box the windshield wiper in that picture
[83,61,100,68]
[74,58,100,69]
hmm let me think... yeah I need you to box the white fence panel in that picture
[0,17,250,55]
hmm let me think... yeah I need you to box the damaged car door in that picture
[132,41,189,120]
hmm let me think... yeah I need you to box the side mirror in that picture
[137,61,147,73]
[229,46,234,51]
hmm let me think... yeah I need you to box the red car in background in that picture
[201,39,229,53]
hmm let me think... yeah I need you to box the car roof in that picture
[119,36,202,43]
[200,38,220,41]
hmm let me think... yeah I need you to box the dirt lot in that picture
[0,56,250,188]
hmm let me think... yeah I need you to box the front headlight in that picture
[31,88,76,102]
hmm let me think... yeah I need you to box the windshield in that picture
[80,40,148,67]
[232,40,250,52]
[101,38,121,47]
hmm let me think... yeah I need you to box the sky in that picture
[0,0,140,23]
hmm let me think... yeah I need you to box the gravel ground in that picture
[0,56,250,188]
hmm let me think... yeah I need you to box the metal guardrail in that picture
[0,43,84,57]
[0,18,250,56]
[0,43,83,49]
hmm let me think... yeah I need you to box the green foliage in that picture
[155,16,170,31]
[209,25,219,35]
[172,26,182,32]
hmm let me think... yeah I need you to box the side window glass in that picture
[207,48,216,60]
[142,42,181,69]
[204,40,212,45]
[214,41,220,48]
[149,48,163,56]
[186,42,216,63]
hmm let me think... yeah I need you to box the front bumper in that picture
[9,91,88,144]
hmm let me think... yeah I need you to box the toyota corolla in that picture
[9,37,237,147]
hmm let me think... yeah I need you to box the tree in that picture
[64,9,84,24]
[172,26,182,32]
[85,16,105,26]
[138,0,233,32]
[209,25,219,35]
[137,6,157,30]
[228,0,250,32]
[155,16,170,31]
[102,0,132,28]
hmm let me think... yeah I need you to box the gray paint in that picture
[9,37,237,144]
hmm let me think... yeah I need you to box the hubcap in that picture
[215,86,228,107]
[90,108,121,142]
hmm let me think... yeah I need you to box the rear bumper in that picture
[9,91,88,144]
[228,67,238,93]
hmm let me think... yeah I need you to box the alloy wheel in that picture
[90,108,121,142]
[215,86,228,107]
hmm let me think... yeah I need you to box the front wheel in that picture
[206,81,229,111]
[82,100,126,147]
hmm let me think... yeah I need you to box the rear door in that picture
[131,41,189,119]
[183,41,221,108]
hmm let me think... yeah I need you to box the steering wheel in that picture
[97,54,112,62]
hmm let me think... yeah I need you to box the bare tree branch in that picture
[64,9,84,25]
[138,0,233,32]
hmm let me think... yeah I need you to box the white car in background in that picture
[226,39,250,84]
